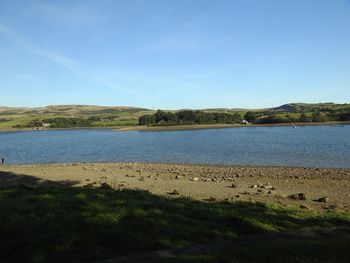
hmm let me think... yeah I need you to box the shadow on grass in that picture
[0,171,80,187]
[0,171,349,263]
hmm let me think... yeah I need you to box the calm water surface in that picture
[0,125,349,168]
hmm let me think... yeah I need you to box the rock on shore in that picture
[1,163,349,211]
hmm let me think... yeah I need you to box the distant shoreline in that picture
[0,121,349,133]
[117,121,350,132]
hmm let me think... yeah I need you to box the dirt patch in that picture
[1,163,349,211]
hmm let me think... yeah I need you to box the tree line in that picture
[139,110,243,126]
[15,115,126,129]
[16,118,93,129]
[140,110,350,126]
[245,111,350,124]
[13,109,350,129]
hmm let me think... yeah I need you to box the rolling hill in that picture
[0,103,349,130]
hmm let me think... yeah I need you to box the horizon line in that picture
[0,101,348,112]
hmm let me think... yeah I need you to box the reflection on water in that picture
[0,125,349,168]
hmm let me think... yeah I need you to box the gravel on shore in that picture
[1,163,349,211]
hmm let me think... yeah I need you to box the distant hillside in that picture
[0,105,151,116]
[270,103,348,112]
[0,105,153,130]
[0,103,349,130]
[183,103,350,113]
[138,103,350,127]
[2,103,349,116]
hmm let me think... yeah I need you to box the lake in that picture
[0,125,349,168]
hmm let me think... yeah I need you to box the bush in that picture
[26,119,44,128]
[41,118,92,128]
[338,112,350,121]
[139,115,156,125]
[139,110,242,126]
[244,112,256,123]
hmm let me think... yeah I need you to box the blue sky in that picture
[0,0,349,109]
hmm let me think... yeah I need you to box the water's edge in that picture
[1,126,349,168]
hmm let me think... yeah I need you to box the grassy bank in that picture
[1,103,349,131]
[1,121,348,133]
[0,183,349,262]
[0,105,148,131]
[119,121,350,132]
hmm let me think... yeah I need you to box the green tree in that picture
[338,112,350,121]
[139,115,156,125]
[244,111,256,123]
[26,119,44,128]
[154,110,177,125]
[312,112,328,122]
[299,113,310,122]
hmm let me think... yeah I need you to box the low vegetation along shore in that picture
[1,102,350,131]
[1,163,350,262]
[119,121,350,132]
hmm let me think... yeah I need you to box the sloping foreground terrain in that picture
[0,164,350,262]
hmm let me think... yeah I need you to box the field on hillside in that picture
[0,103,349,130]
[0,105,152,130]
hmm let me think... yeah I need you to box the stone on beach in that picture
[300,204,311,209]
[100,182,112,189]
[288,193,306,200]
[169,189,179,195]
[314,196,329,203]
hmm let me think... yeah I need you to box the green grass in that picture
[1,103,349,130]
[0,114,78,129]
[0,106,151,129]
[162,235,350,263]
[0,115,139,129]
[0,182,349,263]
[92,119,138,127]
[274,112,314,118]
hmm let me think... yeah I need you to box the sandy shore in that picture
[0,122,348,133]
[1,163,349,211]
[117,122,350,132]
